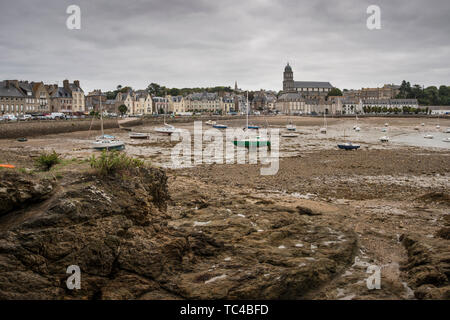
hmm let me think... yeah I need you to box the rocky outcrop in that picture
[0,170,53,217]
[0,167,357,299]
[401,234,450,299]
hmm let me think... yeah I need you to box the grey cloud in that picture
[0,0,449,92]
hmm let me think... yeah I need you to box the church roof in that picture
[294,81,333,89]
[278,92,304,101]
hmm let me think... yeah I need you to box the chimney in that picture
[74,80,80,88]
[63,79,69,89]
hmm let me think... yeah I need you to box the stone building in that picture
[85,90,107,113]
[282,63,333,100]
[168,95,185,114]
[18,81,50,113]
[153,96,170,114]
[278,63,334,114]
[0,80,27,116]
[46,80,84,113]
[185,92,222,113]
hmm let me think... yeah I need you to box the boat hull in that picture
[213,125,228,129]
[93,144,125,151]
[233,140,271,149]
[337,144,360,150]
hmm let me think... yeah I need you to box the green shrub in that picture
[90,150,144,175]
[35,151,61,171]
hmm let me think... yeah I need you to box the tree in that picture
[118,104,127,116]
[327,88,343,98]
[147,83,167,97]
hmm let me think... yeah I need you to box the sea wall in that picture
[0,119,119,139]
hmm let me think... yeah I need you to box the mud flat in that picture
[0,116,448,299]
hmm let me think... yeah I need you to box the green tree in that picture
[327,88,343,98]
[118,104,127,116]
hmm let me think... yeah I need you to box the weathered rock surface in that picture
[0,170,53,217]
[401,234,450,299]
[0,168,358,299]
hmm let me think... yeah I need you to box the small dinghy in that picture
[436,125,440,129]
[384,123,389,127]
[381,128,387,132]
[129,132,149,139]
[286,124,296,131]
[355,126,361,132]
[424,134,434,139]
[379,136,390,142]
[213,124,228,129]
[421,123,425,126]
[246,125,260,129]
[17,137,28,142]
[443,137,450,143]
[281,132,299,138]
[337,142,360,150]
[92,139,125,151]
[414,126,419,130]
[205,120,216,126]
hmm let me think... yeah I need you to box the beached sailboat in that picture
[424,134,434,139]
[213,123,228,129]
[379,136,390,142]
[337,129,360,150]
[445,128,450,133]
[353,114,361,132]
[245,102,259,129]
[320,112,327,133]
[286,123,296,131]
[205,120,216,126]
[233,92,270,149]
[92,96,125,151]
[155,109,180,135]
[443,137,450,142]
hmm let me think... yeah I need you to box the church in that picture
[277,63,334,114]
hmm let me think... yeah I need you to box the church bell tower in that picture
[283,63,295,93]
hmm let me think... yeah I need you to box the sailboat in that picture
[213,123,228,129]
[233,91,270,149]
[337,129,360,150]
[320,112,327,133]
[436,114,441,129]
[244,99,259,129]
[155,105,180,135]
[353,114,360,132]
[286,118,296,131]
[92,95,125,151]
[205,120,216,126]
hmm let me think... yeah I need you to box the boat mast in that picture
[100,91,104,136]
[246,91,249,129]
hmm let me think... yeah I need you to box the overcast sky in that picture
[1,0,449,93]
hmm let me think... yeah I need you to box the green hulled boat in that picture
[233,137,271,149]
[233,91,271,150]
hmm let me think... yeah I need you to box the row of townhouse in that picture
[0,79,84,116]
[328,97,419,114]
